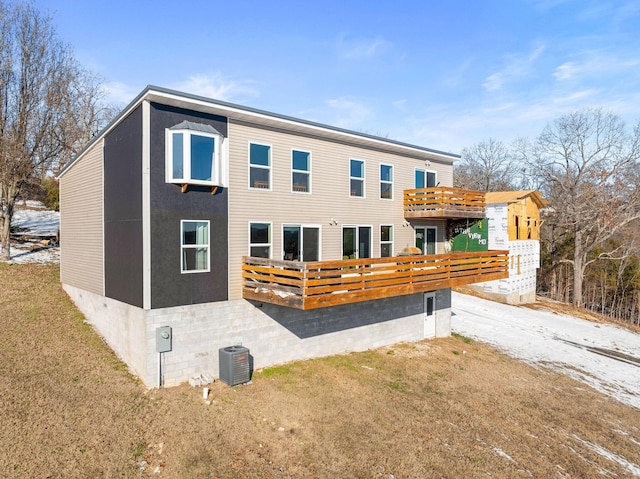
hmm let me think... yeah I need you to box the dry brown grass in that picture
[2,264,640,478]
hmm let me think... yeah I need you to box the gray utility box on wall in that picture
[219,345,251,386]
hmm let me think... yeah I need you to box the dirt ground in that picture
[2,263,640,478]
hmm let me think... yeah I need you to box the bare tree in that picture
[526,108,640,307]
[455,138,517,191]
[0,1,109,260]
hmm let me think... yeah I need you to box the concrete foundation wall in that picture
[63,285,452,388]
[434,288,452,337]
[63,284,148,378]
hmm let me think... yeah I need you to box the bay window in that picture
[166,121,223,186]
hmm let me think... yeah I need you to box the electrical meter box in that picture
[156,326,172,353]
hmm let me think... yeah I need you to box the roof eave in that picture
[59,85,460,179]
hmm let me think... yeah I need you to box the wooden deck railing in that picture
[242,250,509,310]
[404,186,485,219]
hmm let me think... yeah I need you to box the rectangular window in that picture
[415,169,437,188]
[181,220,210,273]
[283,225,320,261]
[167,128,221,186]
[380,225,393,257]
[343,225,371,259]
[249,222,271,258]
[249,143,271,189]
[292,150,310,193]
[380,164,393,199]
[350,159,364,197]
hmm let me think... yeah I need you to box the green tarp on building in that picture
[448,219,488,252]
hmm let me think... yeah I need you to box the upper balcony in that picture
[242,250,509,310]
[404,186,485,219]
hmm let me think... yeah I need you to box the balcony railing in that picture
[242,250,509,310]
[404,186,485,219]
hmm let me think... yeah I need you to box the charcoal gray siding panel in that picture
[60,140,104,294]
[104,106,144,307]
[149,103,229,309]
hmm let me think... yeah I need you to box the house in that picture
[466,191,547,304]
[58,86,508,387]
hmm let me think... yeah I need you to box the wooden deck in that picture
[242,251,509,310]
[404,187,485,219]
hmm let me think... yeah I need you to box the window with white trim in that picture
[350,159,364,197]
[380,164,393,199]
[166,122,222,186]
[249,143,271,189]
[415,168,437,188]
[292,150,310,193]
[249,222,271,258]
[181,220,210,273]
[380,225,393,257]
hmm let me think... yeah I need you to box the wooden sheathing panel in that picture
[242,252,509,310]
[60,140,104,295]
[227,120,454,300]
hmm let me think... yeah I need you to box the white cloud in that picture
[393,99,408,110]
[552,89,599,103]
[338,35,391,60]
[172,73,259,102]
[325,97,373,129]
[103,81,140,105]
[553,61,579,80]
[554,52,640,81]
[482,72,505,92]
[483,43,546,92]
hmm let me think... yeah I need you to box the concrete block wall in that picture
[63,284,452,388]
[434,288,452,337]
[145,293,430,387]
[63,284,148,379]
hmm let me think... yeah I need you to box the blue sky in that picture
[34,0,640,153]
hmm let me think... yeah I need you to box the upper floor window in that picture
[380,164,393,199]
[181,220,210,273]
[166,121,222,186]
[415,168,437,188]
[292,150,311,193]
[249,143,271,189]
[350,159,364,197]
[249,222,271,258]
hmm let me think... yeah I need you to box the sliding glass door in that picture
[283,225,320,261]
[342,226,371,259]
[415,226,437,255]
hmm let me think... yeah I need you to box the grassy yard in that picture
[1,263,639,478]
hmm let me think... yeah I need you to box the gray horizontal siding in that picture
[227,120,450,299]
[60,140,104,295]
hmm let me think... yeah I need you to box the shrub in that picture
[42,177,59,211]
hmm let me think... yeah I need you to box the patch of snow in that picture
[12,208,59,236]
[452,291,640,410]
[613,429,640,447]
[492,446,515,462]
[1,206,60,264]
[571,434,640,476]
[23,200,46,209]
[8,244,60,264]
